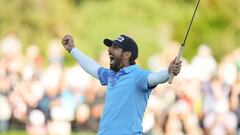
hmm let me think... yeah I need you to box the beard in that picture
[110,54,123,72]
[110,58,121,72]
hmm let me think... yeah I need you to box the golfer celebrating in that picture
[61,34,182,135]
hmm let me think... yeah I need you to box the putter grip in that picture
[168,46,184,84]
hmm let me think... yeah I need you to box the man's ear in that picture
[124,51,132,59]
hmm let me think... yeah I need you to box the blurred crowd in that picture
[0,33,239,135]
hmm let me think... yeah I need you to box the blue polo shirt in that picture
[97,65,153,135]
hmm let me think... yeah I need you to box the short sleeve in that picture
[97,67,111,86]
[135,70,153,92]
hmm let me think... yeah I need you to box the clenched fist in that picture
[61,34,75,52]
[168,57,182,76]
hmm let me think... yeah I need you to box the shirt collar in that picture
[119,65,139,74]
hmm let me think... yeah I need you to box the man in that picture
[61,34,182,135]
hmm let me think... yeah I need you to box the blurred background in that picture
[0,0,239,135]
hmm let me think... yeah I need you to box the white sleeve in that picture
[70,47,100,79]
[147,69,170,88]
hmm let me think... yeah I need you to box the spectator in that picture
[26,109,47,135]
[191,44,217,82]
[1,32,240,135]
[0,32,22,58]
[0,94,12,132]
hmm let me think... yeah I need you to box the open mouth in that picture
[109,53,114,64]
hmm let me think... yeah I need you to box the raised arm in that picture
[147,58,182,88]
[61,34,100,79]
[147,69,170,87]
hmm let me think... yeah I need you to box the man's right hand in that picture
[61,34,75,52]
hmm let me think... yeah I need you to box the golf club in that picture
[168,0,201,84]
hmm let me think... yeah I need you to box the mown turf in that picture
[0,130,96,135]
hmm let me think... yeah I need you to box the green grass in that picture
[0,130,96,135]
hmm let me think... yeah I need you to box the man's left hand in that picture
[168,58,182,76]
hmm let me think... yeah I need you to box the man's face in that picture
[108,45,124,72]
